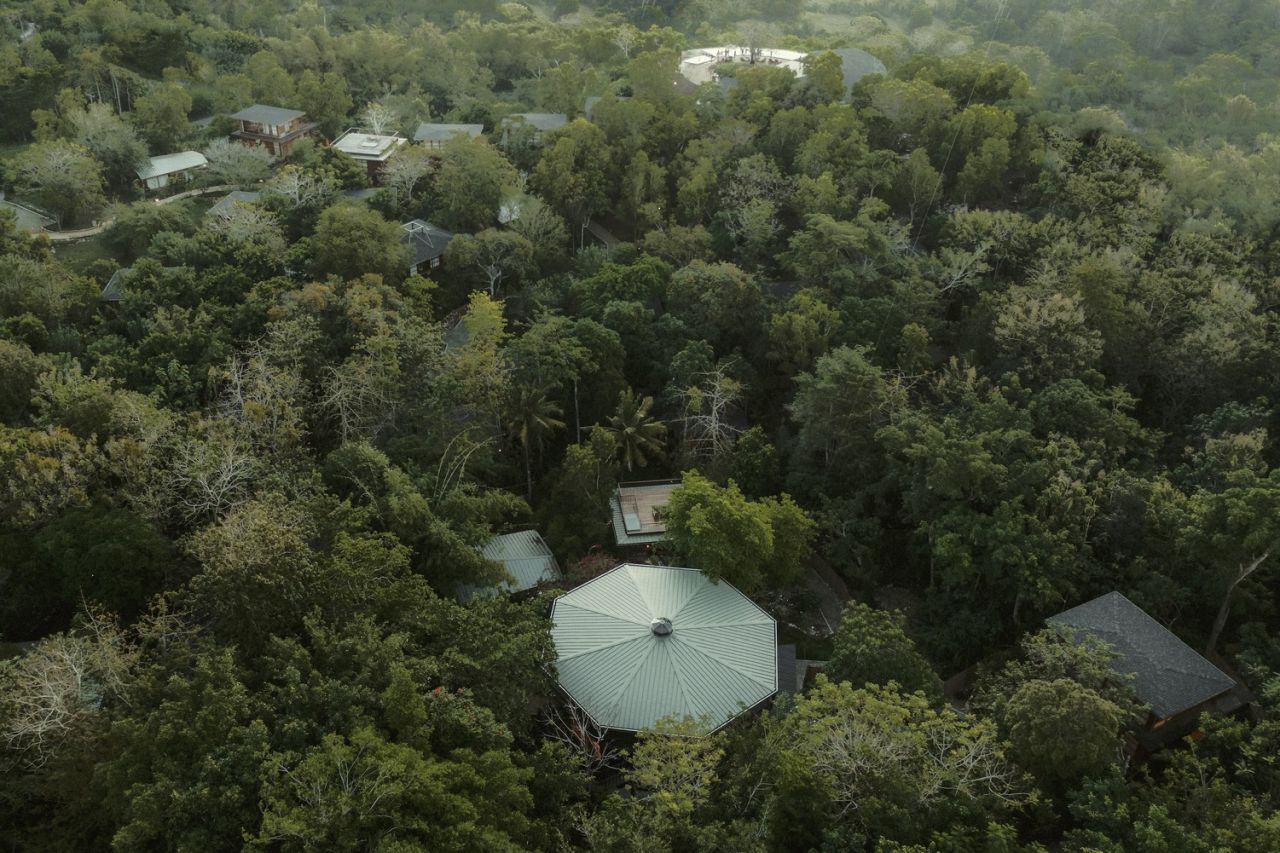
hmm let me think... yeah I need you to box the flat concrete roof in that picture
[331,131,406,161]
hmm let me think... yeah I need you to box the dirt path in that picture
[41,184,238,242]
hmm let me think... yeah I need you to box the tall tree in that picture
[432,137,519,233]
[10,141,106,229]
[530,119,610,245]
[604,388,666,472]
[506,385,565,500]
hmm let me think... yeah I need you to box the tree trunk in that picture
[523,442,533,502]
[573,377,581,442]
[1206,549,1270,655]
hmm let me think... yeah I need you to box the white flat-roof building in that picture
[679,46,808,85]
[330,130,407,180]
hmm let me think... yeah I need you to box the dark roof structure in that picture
[230,104,306,124]
[776,643,798,695]
[413,122,484,143]
[101,266,181,302]
[207,191,262,218]
[832,47,887,94]
[1047,592,1237,719]
[504,112,568,132]
[401,220,454,268]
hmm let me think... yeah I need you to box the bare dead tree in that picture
[613,24,639,58]
[673,364,744,465]
[361,102,398,135]
[0,608,136,770]
[216,350,307,456]
[268,166,335,209]
[167,428,258,522]
[207,202,285,252]
[1206,549,1271,655]
[319,352,401,443]
[543,701,622,773]
[933,243,992,293]
[382,144,434,204]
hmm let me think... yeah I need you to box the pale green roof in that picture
[136,151,207,180]
[551,564,777,732]
[0,199,52,233]
[457,530,560,604]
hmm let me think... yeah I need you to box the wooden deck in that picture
[615,482,678,535]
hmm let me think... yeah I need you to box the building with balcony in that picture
[229,104,316,158]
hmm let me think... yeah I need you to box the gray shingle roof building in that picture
[506,112,568,132]
[229,104,306,125]
[457,529,561,604]
[100,266,181,302]
[400,220,454,274]
[1047,591,1238,720]
[207,191,262,218]
[832,47,887,94]
[413,123,484,145]
[551,564,777,732]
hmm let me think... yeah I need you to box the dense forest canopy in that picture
[1,0,1280,850]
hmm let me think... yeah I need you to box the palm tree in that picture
[605,388,667,472]
[508,385,566,500]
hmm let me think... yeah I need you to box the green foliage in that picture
[603,388,666,472]
[664,470,814,592]
[827,602,943,701]
[4,5,1280,849]
[432,137,519,233]
[770,678,1030,847]
[311,205,409,284]
[1004,677,1127,789]
[9,141,106,229]
[129,82,192,149]
[103,200,196,262]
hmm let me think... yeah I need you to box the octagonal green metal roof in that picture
[551,564,777,732]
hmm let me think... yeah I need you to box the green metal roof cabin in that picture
[456,530,561,605]
[551,563,778,732]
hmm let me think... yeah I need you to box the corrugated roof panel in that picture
[552,603,646,658]
[675,582,774,628]
[676,624,777,687]
[457,530,561,603]
[136,151,208,180]
[557,635,652,716]
[628,565,707,620]
[550,563,777,732]
[559,568,651,626]
[666,637,772,722]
